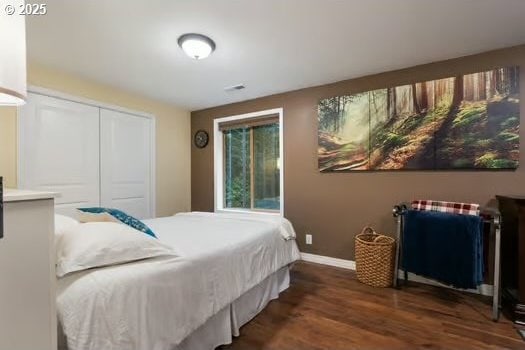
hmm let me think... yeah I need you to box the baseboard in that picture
[300,252,493,297]
[301,252,356,270]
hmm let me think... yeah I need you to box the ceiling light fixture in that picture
[177,33,216,60]
[224,84,245,92]
[0,0,27,105]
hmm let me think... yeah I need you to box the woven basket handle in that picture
[360,226,376,235]
[373,235,390,243]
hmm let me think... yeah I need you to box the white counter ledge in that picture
[3,189,59,202]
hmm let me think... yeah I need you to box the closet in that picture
[18,92,155,219]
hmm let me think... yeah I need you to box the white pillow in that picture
[55,214,80,235]
[76,210,118,223]
[56,222,177,277]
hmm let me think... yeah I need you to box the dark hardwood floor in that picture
[221,261,524,350]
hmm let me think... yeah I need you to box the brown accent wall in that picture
[191,45,525,261]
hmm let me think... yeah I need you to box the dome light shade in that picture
[178,33,216,60]
[0,0,27,105]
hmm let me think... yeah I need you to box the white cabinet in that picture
[19,92,155,219]
[0,189,57,350]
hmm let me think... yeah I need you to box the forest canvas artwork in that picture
[318,67,520,171]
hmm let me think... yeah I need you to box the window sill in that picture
[215,208,282,217]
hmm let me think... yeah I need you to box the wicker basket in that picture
[355,226,396,288]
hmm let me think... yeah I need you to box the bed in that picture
[57,212,301,350]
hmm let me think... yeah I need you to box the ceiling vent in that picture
[224,84,245,92]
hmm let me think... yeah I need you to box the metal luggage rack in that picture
[392,203,501,322]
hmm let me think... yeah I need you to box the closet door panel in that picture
[19,93,100,216]
[100,109,152,219]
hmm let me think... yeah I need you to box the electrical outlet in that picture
[306,234,312,245]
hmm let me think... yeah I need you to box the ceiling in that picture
[27,0,525,111]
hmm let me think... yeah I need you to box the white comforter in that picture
[57,212,301,350]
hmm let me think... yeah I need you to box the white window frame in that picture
[214,108,284,216]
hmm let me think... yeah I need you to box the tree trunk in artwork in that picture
[504,67,510,95]
[463,74,470,101]
[386,88,392,119]
[420,82,428,110]
[392,87,397,118]
[495,68,502,95]
[465,74,476,101]
[371,91,379,115]
[451,75,464,108]
[432,80,436,108]
[510,67,520,94]
[332,96,343,133]
[509,67,516,94]
[479,72,486,100]
[332,97,339,133]
[502,67,507,94]
[470,74,479,101]
[489,70,496,98]
[411,84,421,114]
[513,67,520,94]
[504,67,514,95]
[435,79,444,106]
[471,74,477,101]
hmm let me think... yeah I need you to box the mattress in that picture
[57,212,301,350]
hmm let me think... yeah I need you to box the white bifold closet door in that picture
[19,94,100,216]
[100,109,152,219]
[19,93,155,219]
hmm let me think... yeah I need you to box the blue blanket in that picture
[402,210,483,289]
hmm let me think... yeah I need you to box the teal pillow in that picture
[77,207,157,238]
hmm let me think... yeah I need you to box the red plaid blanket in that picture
[411,199,480,216]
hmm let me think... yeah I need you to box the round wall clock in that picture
[194,129,209,148]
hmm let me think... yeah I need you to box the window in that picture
[214,109,283,215]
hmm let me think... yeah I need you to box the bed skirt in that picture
[58,265,290,350]
[176,265,290,350]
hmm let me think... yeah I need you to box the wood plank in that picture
[220,261,524,349]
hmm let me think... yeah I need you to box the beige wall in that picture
[0,63,191,217]
[192,45,525,261]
